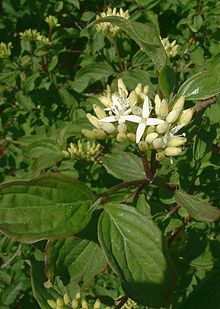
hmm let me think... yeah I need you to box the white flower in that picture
[135,97,164,143]
[99,94,140,125]
[162,124,185,146]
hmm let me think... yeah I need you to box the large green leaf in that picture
[159,64,176,99]
[0,174,94,243]
[176,71,220,100]
[89,16,167,70]
[175,189,220,222]
[102,152,146,181]
[98,204,175,307]
[46,237,106,287]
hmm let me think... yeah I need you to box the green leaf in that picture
[46,238,106,287]
[175,189,220,222]
[98,204,175,307]
[23,138,62,158]
[0,174,94,243]
[177,71,220,100]
[89,16,167,70]
[118,69,152,90]
[136,194,152,217]
[179,269,220,309]
[22,73,40,93]
[159,64,176,98]
[102,152,146,181]
[58,88,78,109]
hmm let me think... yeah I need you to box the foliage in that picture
[0,0,220,308]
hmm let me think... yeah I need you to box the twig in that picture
[1,244,22,269]
[115,296,129,309]
[153,177,177,192]
[193,96,216,113]
[141,153,154,181]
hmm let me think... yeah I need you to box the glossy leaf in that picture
[102,152,146,181]
[175,189,220,221]
[98,203,175,307]
[177,71,220,100]
[159,64,176,98]
[89,16,167,70]
[46,238,106,287]
[0,174,94,243]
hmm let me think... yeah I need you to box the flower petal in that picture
[146,118,164,126]
[99,116,118,123]
[112,95,123,111]
[142,96,151,118]
[123,115,141,123]
[136,122,146,143]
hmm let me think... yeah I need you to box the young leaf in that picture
[176,71,220,100]
[102,152,146,181]
[46,238,106,287]
[89,16,167,70]
[98,204,175,307]
[175,189,220,222]
[0,174,94,243]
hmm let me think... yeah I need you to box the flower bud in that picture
[172,96,185,111]
[156,121,169,134]
[47,300,57,309]
[98,96,112,107]
[152,138,165,149]
[118,79,128,97]
[159,99,169,118]
[167,137,187,147]
[138,141,148,151]
[71,299,78,309]
[135,83,142,95]
[128,90,138,107]
[127,132,136,143]
[145,132,158,144]
[166,109,181,124]
[86,113,101,129]
[164,147,182,156]
[117,132,127,143]
[93,104,106,119]
[131,106,142,116]
[82,129,95,139]
[143,85,149,95]
[99,122,116,134]
[154,94,161,116]
[156,152,165,161]
[82,299,89,309]
[56,298,64,307]
[94,298,101,309]
[63,293,71,305]
[93,129,107,139]
[118,123,127,133]
[178,108,194,125]
[75,292,81,300]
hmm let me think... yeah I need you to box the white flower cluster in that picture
[161,37,178,58]
[0,42,12,59]
[84,79,194,160]
[20,29,49,44]
[62,140,102,162]
[95,7,129,35]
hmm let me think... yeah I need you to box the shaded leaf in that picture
[175,189,220,221]
[0,174,94,243]
[98,203,175,307]
[159,64,176,98]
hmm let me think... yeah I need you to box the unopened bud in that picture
[71,299,78,309]
[94,298,101,309]
[146,125,155,134]
[178,108,194,125]
[82,299,89,309]
[156,152,165,161]
[128,90,138,107]
[131,106,142,116]
[118,79,128,97]
[152,138,165,149]
[118,123,127,133]
[154,94,161,116]
[159,99,169,118]
[127,132,136,143]
[82,129,95,139]
[99,122,116,134]
[164,147,182,156]
[156,121,169,134]
[56,298,64,307]
[145,132,159,144]
[135,83,142,95]
[167,137,187,147]
[47,300,57,309]
[172,96,185,111]
[138,141,148,151]
[93,104,106,119]
[98,96,112,107]
[143,85,149,95]
[86,113,101,129]
[166,109,181,124]
[93,129,107,139]
[63,294,71,305]
[117,132,127,143]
